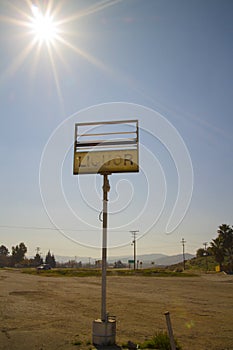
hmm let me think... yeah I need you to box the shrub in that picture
[73,340,82,346]
[140,331,182,350]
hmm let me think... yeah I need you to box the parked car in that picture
[37,264,51,270]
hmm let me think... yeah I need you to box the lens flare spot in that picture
[185,320,195,329]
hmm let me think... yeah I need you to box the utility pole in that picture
[130,230,139,270]
[180,238,186,270]
[203,242,208,272]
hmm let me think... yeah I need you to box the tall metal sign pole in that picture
[102,173,110,322]
[73,120,139,345]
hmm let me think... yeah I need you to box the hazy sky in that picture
[0,0,233,260]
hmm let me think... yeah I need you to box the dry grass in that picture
[0,269,233,350]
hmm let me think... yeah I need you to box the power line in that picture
[0,225,128,232]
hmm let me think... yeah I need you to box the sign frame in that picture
[73,120,139,175]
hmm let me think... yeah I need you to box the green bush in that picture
[140,331,182,350]
[73,340,82,346]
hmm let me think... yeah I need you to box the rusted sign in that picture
[74,149,138,174]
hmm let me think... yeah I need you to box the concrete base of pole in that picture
[92,319,116,346]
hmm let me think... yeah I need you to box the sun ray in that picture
[57,0,123,26]
[3,0,40,30]
[47,43,65,113]
[28,39,43,81]
[49,39,70,73]
[56,35,111,74]
[55,33,141,93]
[0,14,29,28]
[0,39,37,84]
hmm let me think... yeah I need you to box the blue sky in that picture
[0,0,233,259]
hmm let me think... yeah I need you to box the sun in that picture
[1,0,124,102]
[29,5,59,45]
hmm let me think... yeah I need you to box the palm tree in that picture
[218,224,233,272]
[210,236,225,271]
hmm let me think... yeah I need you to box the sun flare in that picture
[1,0,123,104]
[29,5,59,45]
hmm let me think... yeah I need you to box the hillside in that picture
[55,253,195,266]
[168,255,217,271]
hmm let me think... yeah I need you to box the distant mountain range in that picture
[54,253,194,266]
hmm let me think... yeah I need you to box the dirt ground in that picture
[0,269,232,350]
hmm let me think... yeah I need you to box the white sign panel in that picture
[73,149,138,174]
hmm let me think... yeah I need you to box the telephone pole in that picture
[203,242,208,272]
[130,230,139,270]
[180,238,186,270]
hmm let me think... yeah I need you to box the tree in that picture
[0,245,9,267]
[207,247,213,256]
[210,224,233,272]
[34,253,43,267]
[196,248,205,258]
[210,236,225,271]
[218,224,233,272]
[113,260,126,268]
[0,245,9,256]
[11,242,27,266]
[45,250,56,268]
